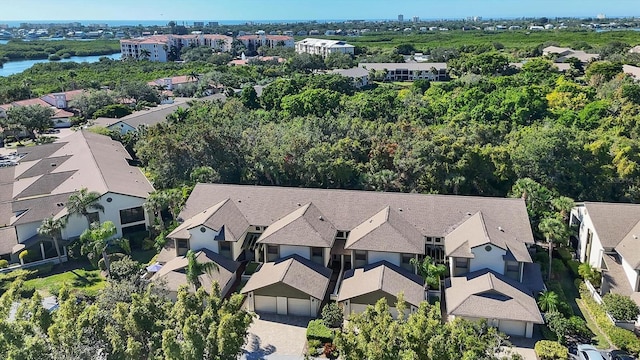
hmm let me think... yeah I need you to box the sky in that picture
[1,0,638,21]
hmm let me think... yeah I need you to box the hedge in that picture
[0,259,8,268]
[306,319,335,343]
[579,284,640,355]
[534,340,568,360]
[602,293,640,322]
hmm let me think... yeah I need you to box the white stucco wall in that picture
[280,245,310,259]
[61,192,149,240]
[233,235,245,261]
[621,256,639,292]
[16,222,41,243]
[574,207,605,268]
[368,251,400,266]
[189,226,220,253]
[470,245,507,274]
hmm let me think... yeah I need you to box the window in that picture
[219,241,232,256]
[434,237,442,243]
[336,231,349,239]
[119,206,145,225]
[401,254,413,265]
[311,247,323,257]
[355,250,366,261]
[267,245,279,255]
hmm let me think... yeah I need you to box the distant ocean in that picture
[0,19,383,27]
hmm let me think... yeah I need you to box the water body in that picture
[0,53,121,77]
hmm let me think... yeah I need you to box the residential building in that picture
[236,33,294,53]
[358,62,449,82]
[120,34,233,62]
[295,38,355,58]
[0,90,84,128]
[0,131,154,263]
[163,184,543,337]
[542,46,599,64]
[330,67,370,88]
[570,203,640,315]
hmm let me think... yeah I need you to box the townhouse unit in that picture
[120,34,233,62]
[0,131,154,263]
[295,38,355,58]
[571,203,640,315]
[330,67,370,88]
[155,184,544,337]
[358,62,449,82]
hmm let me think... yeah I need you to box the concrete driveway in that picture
[241,313,311,360]
[507,336,538,360]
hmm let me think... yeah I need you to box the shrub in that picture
[566,260,580,276]
[545,312,571,344]
[306,319,334,343]
[19,285,36,299]
[307,339,322,356]
[321,302,343,328]
[0,259,8,268]
[578,263,601,286]
[142,238,155,251]
[603,293,640,322]
[551,258,566,277]
[568,316,591,338]
[30,263,54,277]
[557,248,572,262]
[18,250,29,261]
[97,253,126,271]
[534,340,568,360]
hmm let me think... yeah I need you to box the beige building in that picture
[295,38,355,57]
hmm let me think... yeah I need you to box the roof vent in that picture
[466,212,472,216]
[318,216,324,221]
[398,208,403,212]
[50,163,57,167]
[238,200,241,203]
[297,203,301,206]
[634,235,638,239]
[498,226,504,232]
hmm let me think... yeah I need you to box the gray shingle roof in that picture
[0,227,17,255]
[93,99,191,129]
[240,254,331,300]
[180,184,533,253]
[583,202,640,249]
[616,221,640,269]
[445,269,543,324]
[445,212,532,263]
[257,202,337,248]
[345,206,424,254]
[338,261,425,307]
[150,249,240,295]
[11,192,73,226]
[168,198,250,242]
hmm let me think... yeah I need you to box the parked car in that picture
[609,350,636,360]
[578,345,605,360]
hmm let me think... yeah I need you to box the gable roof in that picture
[179,184,534,247]
[150,249,240,295]
[257,202,336,247]
[338,261,424,307]
[240,254,331,300]
[93,99,191,129]
[616,221,640,269]
[583,202,640,248]
[445,212,532,263]
[168,198,250,242]
[445,269,543,323]
[345,206,424,254]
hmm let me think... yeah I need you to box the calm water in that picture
[0,53,122,77]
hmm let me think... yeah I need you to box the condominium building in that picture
[120,34,233,62]
[295,38,355,58]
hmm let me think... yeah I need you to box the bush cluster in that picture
[534,340,568,360]
[602,293,640,322]
[579,284,640,355]
[306,319,335,343]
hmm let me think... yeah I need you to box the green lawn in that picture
[24,267,105,297]
[576,299,612,349]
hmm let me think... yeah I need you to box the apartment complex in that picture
[359,62,449,82]
[153,184,544,337]
[295,38,355,58]
[120,34,233,61]
[236,33,294,52]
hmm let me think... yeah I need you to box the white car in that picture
[578,344,605,360]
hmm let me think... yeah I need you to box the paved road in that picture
[241,313,311,360]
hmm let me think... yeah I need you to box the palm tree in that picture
[539,217,568,281]
[185,250,218,290]
[66,188,105,228]
[37,217,65,263]
[80,221,130,276]
[410,256,447,291]
[144,191,168,232]
[551,196,574,222]
[187,70,200,83]
[57,75,66,92]
[139,49,151,60]
[538,290,559,313]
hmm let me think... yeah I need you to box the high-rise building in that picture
[412,16,420,23]
[398,14,404,22]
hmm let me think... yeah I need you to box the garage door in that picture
[254,295,277,314]
[498,320,526,337]
[288,298,311,317]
